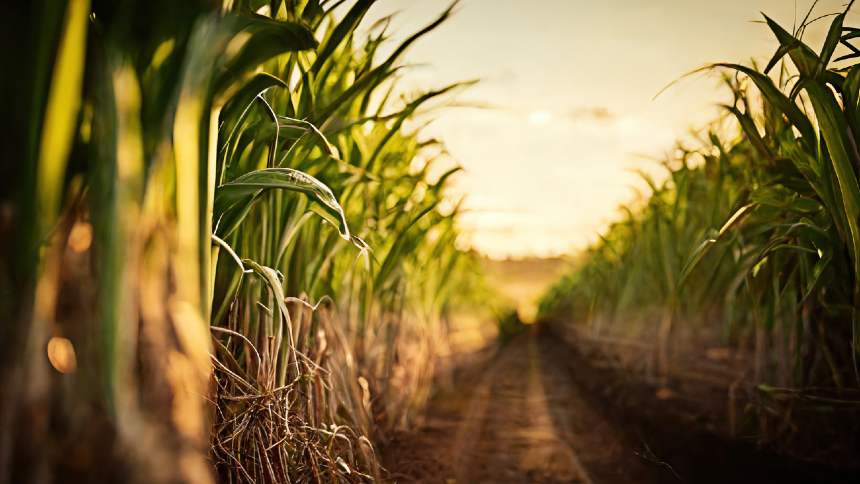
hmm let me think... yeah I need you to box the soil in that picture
[383,327,655,483]
[383,327,860,483]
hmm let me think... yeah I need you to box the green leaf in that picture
[374,203,436,291]
[36,0,89,234]
[818,12,846,74]
[805,83,860,281]
[679,203,756,286]
[219,72,286,149]
[214,14,317,96]
[310,0,374,74]
[711,63,816,149]
[313,3,456,124]
[215,168,350,240]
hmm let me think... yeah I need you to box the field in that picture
[539,3,860,467]
[3,0,860,482]
[1,1,480,481]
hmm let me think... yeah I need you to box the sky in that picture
[359,1,859,258]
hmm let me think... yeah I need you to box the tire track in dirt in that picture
[385,329,655,483]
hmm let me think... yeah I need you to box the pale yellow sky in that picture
[359,1,858,258]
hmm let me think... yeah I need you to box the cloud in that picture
[528,110,553,125]
[568,106,616,123]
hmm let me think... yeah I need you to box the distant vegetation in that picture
[540,5,860,460]
[482,256,568,323]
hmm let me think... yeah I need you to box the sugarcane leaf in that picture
[711,63,816,148]
[805,83,860,280]
[374,203,436,290]
[219,72,286,152]
[215,168,350,239]
[679,203,756,286]
[310,0,374,73]
[313,3,455,124]
[819,11,847,73]
[214,14,317,96]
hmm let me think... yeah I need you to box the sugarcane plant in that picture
[0,0,481,482]
[540,2,860,458]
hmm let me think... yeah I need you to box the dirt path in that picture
[385,329,657,483]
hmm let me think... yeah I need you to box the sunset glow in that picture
[362,0,860,258]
